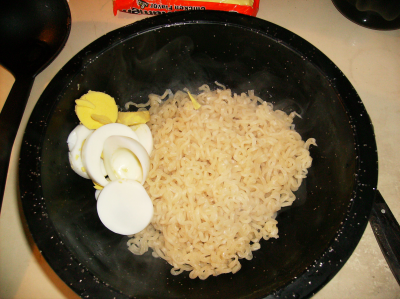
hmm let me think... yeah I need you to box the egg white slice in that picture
[81,123,139,187]
[95,189,101,200]
[67,124,94,179]
[130,124,153,155]
[103,136,150,185]
[97,179,153,235]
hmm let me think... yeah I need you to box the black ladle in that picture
[0,0,71,211]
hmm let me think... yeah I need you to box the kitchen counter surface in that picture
[1,0,399,298]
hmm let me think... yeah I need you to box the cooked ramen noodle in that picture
[127,84,316,279]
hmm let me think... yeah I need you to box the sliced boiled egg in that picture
[117,110,150,126]
[97,179,153,235]
[129,124,153,155]
[103,136,150,185]
[67,124,94,179]
[75,91,118,129]
[81,123,139,187]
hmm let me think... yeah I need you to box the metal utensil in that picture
[370,190,400,284]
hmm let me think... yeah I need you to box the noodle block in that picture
[127,85,316,279]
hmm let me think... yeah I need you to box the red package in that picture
[113,0,259,17]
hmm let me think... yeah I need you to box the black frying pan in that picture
[18,10,398,298]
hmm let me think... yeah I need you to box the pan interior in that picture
[27,20,358,298]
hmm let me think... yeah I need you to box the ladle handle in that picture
[0,76,34,213]
[370,190,400,285]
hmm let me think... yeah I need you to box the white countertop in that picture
[1,0,399,298]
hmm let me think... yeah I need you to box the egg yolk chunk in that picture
[75,91,118,129]
[93,181,104,190]
[187,91,201,110]
[117,111,150,126]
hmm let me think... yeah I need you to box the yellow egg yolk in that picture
[117,111,150,126]
[75,91,118,129]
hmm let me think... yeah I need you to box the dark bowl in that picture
[331,0,400,30]
[19,11,377,299]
